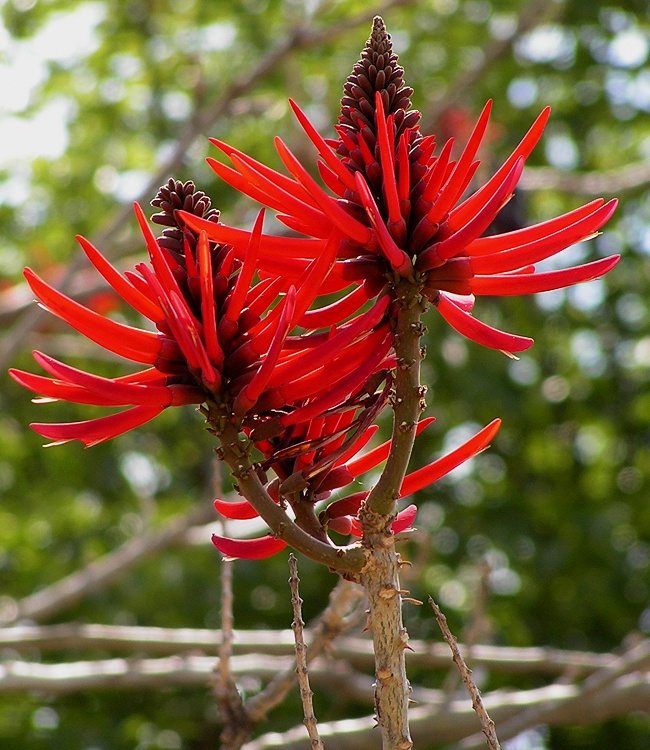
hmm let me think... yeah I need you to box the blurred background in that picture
[1,0,650,747]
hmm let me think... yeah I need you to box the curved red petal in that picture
[211,533,287,560]
[400,418,502,497]
[31,405,164,447]
[470,256,620,296]
[213,498,260,520]
[436,293,534,353]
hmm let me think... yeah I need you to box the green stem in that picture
[366,278,427,517]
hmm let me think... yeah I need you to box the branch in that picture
[421,0,565,128]
[453,637,650,750]
[289,554,325,750]
[0,624,615,675]
[2,501,215,625]
[244,577,364,722]
[241,672,650,750]
[208,403,365,573]
[215,549,252,749]
[429,597,500,750]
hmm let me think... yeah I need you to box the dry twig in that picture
[214,551,252,749]
[289,554,325,750]
[428,597,501,750]
[244,577,364,722]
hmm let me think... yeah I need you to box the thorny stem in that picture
[359,278,427,750]
[289,554,325,750]
[205,402,365,574]
[429,597,501,750]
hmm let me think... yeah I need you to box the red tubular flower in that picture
[11,180,390,446]
[212,418,501,559]
[181,17,619,356]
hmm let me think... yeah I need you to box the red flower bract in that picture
[181,17,619,356]
[10,181,390,446]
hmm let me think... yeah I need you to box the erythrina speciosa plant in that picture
[11,17,619,750]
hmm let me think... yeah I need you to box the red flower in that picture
[182,17,619,355]
[212,418,501,559]
[11,181,389,446]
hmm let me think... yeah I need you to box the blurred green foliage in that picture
[1,0,650,747]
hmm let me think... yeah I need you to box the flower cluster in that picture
[183,16,618,355]
[11,18,619,565]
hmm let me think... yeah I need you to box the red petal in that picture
[469,199,618,275]
[31,405,164,447]
[179,212,324,259]
[374,93,402,227]
[391,504,418,533]
[197,230,223,367]
[354,172,412,274]
[234,287,296,416]
[451,107,550,228]
[24,268,160,364]
[210,137,321,208]
[211,533,287,560]
[274,137,373,245]
[267,295,389,389]
[325,491,368,520]
[213,498,260,520]
[76,235,162,321]
[427,100,492,224]
[400,419,501,496]
[418,157,525,270]
[298,284,371,328]
[435,293,534,352]
[471,256,620,296]
[327,516,354,535]
[466,198,606,256]
[280,332,392,427]
[288,99,358,192]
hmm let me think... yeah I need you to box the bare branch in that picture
[241,672,650,750]
[455,637,650,750]
[2,502,215,626]
[421,0,565,128]
[0,623,616,676]
[215,551,252,749]
[429,597,501,750]
[289,554,325,750]
[245,577,364,722]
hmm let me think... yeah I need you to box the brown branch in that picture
[241,672,650,750]
[454,637,650,750]
[0,622,617,675]
[429,597,501,750]
[1,501,215,626]
[208,402,365,573]
[215,552,252,749]
[244,577,364,722]
[289,554,325,750]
